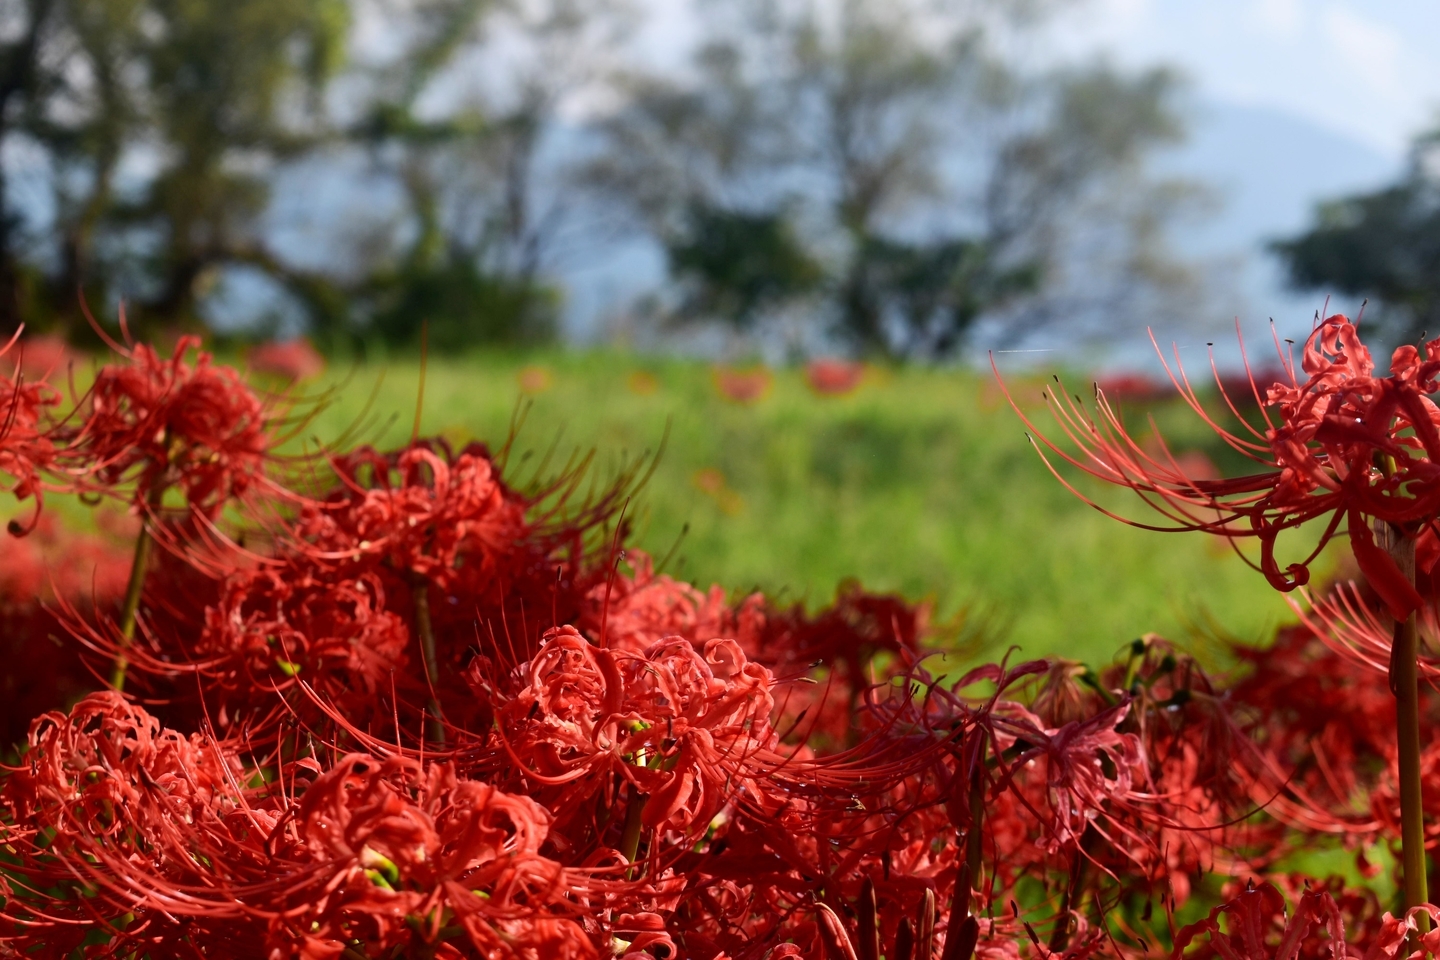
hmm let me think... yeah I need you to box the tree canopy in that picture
[0,0,1205,356]
[1273,132,1440,346]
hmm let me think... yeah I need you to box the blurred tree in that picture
[0,0,627,349]
[667,203,824,330]
[0,0,347,338]
[0,0,1203,354]
[326,0,632,350]
[0,0,54,327]
[586,0,1203,359]
[979,63,1208,346]
[1272,131,1440,346]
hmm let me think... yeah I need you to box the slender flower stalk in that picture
[410,573,445,746]
[110,481,165,691]
[1385,524,1431,929]
[965,742,984,915]
[619,782,648,876]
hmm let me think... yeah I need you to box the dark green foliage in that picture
[589,3,1199,359]
[0,0,348,339]
[838,236,1041,358]
[667,204,824,329]
[1273,146,1440,344]
[0,0,566,349]
[367,259,558,350]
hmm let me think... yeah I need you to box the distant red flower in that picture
[0,512,132,744]
[805,358,865,396]
[248,338,325,381]
[0,376,60,533]
[518,365,554,394]
[12,333,80,382]
[1092,371,1170,403]
[628,370,660,395]
[713,365,772,403]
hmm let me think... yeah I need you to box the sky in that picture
[1018,0,1439,361]
[1049,0,1440,159]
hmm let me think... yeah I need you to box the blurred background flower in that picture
[516,364,554,394]
[805,358,865,396]
[691,466,745,516]
[248,339,326,381]
[711,365,771,404]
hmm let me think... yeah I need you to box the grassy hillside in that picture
[296,350,1318,666]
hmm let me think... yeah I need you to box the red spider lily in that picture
[11,334,1436,959]
[713,366,772,404]
[293,444,528,587]
[992,700,1149,859]
[488,626,786,842]
[580,550,742,654]
[188,564,412,731]
[1172,880,1348,960]
[248,338,325,381]
[1000,313,1440,920]
[0,332,63,534]
[1171,878,1440,960]
[996,314,1440,612]
[0,693,655,959]
[1225,623,1401,843]
[0,512,132,744]
[1092,372,1170,404]
[0,510,132,607]
[60,336,276,515]
[805,359,865,396]
[581,553,930,747]
[99,436,645,743]
[1290,583,1440,682]
[272,440,601,739]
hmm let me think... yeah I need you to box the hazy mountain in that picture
[1162,100,1399,329]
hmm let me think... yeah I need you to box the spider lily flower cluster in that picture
[1001,310,1440,949]
[1001,314,1440,610]
[0,324,1438,958]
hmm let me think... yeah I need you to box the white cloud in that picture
[1319,3,1405,96]
[1099,0,1151,27]
[1251,0,1303,37]
[1037,0,1440,157]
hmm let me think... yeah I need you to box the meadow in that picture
[9,329,1430,958]
[299,349,1317,666]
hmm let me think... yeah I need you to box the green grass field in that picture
[292,350,1321,668]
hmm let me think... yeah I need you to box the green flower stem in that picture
[1048,825,1098,951]
[411,576,445,747]
[1388,526,1430,929]
[619,783,647,877]
[1397,608,1430,924]
[111,485,165,692]
[965,740,985,914]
